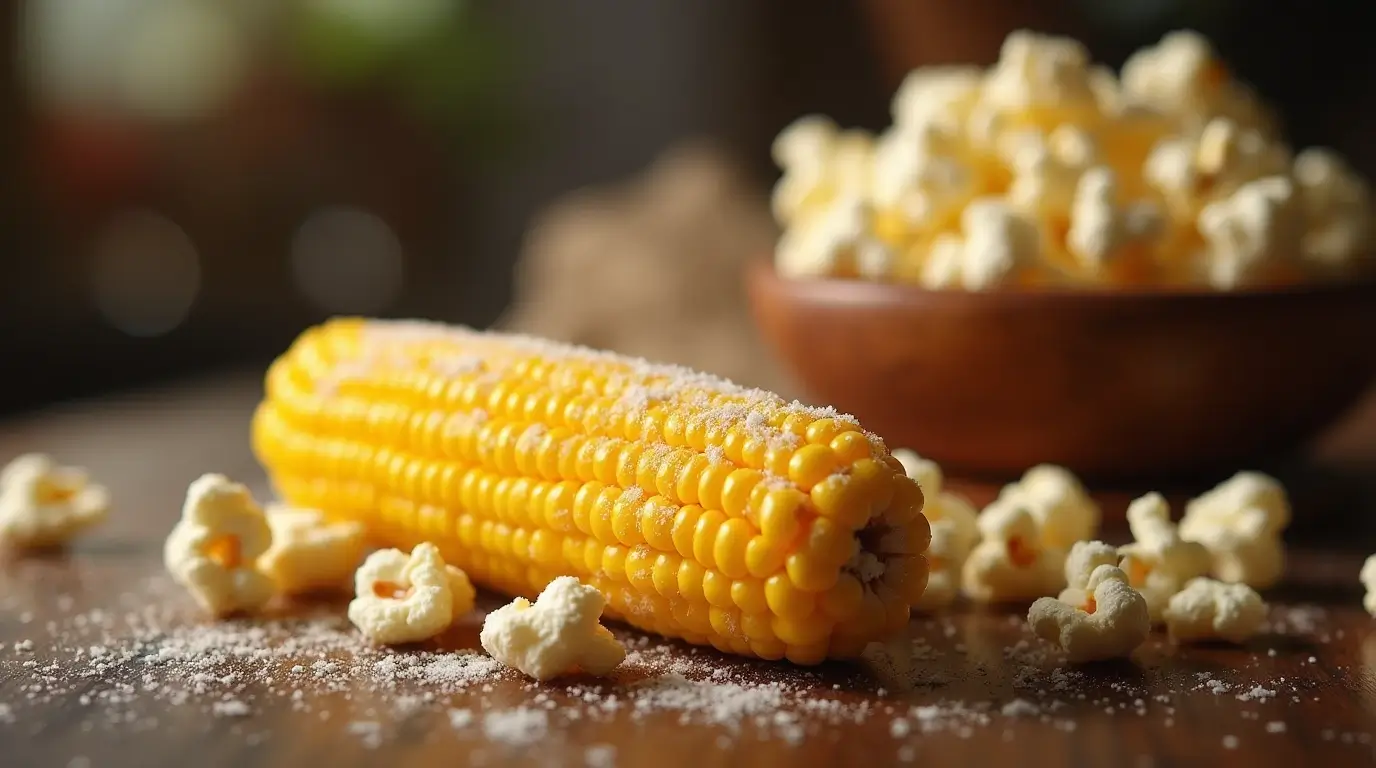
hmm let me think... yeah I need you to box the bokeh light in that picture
[90,210,202,337]
[290,206,406,315]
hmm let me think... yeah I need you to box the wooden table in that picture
[4,373,1376,768]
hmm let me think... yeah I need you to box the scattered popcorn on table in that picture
[992,464,1100,552]
[1361,555,1376,617]
[0,454,109,549]
[480,576,626,681]
[768,28,1373,289]
[962,501,1065,603]
[258,505,367,596]
[1162,577,1267,644]
[164,474,275,617]
[348,543,476,645]
[1118,493,1212,623]
[893,450,979,611]
[1179,472,1289,589]
[1028,564,1151,663]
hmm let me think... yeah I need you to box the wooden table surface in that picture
[4,373,1376,768]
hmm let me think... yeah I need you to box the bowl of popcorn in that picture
[748,30,1376,481]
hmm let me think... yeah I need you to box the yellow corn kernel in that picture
[252,319,927,664]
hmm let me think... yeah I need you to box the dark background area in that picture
[2,0,1374,417]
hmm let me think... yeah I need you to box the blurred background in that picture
[3,0,1376,416]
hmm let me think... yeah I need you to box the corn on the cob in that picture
[251,318,929,664]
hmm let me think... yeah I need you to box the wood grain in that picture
[3,374,1376,768]
[747,261,1376,484]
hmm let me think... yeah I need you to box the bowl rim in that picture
[748,258,1376,305]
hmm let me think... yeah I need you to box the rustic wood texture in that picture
[747,262,1376,483]
[3,373,1376,768]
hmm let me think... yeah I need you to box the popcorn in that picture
[892,66,984,132]
[992,464,1099,552]
[872,124,978,233]
[480,576,626,681]
[258,505,367,596]
[0,454,109,549]
[1362,555,1376,617]
[163,474,275,617]
[1197,176,1303,289]
[1028,564,1150,662]
[962,501,1065,603]
[348,542,476,645]
[980,31,1098,118]
[775,195,892,279]
[1066,166,1164,273]
[1293,147,1373,268]
[1179,471,1289,589]
[919,199,1040,290]
[1117,493,1212,622]
[1120,31,1274,134]
[771,116,874,225]
[1162,577,1268,644]
[1144,119,1289,221]
[893,450,979,611]
[1055,540,1122,611]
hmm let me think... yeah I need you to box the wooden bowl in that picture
[747,261,1376,482]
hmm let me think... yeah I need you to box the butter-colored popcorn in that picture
[1117,493,1212,622]
[348,542,475,645]
[1120,30,1274,135]
[1197,176,1303,289]
[919,198,1040,290]
[993,464,1100,552]
[872,124,977,233]
[981,30,1098,118]
[1293,147,1373,268]
[893,450,979,611]
[258,505,367,596]
[0,454,109,549]
[1145,119,1289,222]
[1179,471,1289,589]
[892,66,984,132]
[771,116,874,226]
[1055,540,1122,610]
[1361,555,1376,617]
[1066,166,1164,274]
[480,575,626,681]
[1028,564,1151,662]
[775,194,892,279]
[1007,127,1098,219]
[1162,577,1267,644]
[962,501,1065,603]
[164,474,275,617]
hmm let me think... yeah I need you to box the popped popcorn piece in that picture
[480,576,626,681]
[1006,126,1098,219]
[258,505,367,596]
[1179,472,1289,589]
[1028,564,1150,662]
[775,195,892,279]
[872,124,978,232]
[0,454,109,549]
[1197,176,1303,289]
[1361,555,1376,617]
[1120,30,1274,134]
[993,464,1100,552]
[891,66,984,132]
[163,474,274,617]
[1144,119,1289,220]
[1117,493,1212,622]
[1066,166,1164,271]
[770,116,874,225]
[962,501,1065,603]
[893,450,979,611]
[919,199,1040,290]
[1293,147,1373,268]
[348,542,476,645]
[1162,577,1268,644]
[980,31,1098,117]
[1055,540,1122,611]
